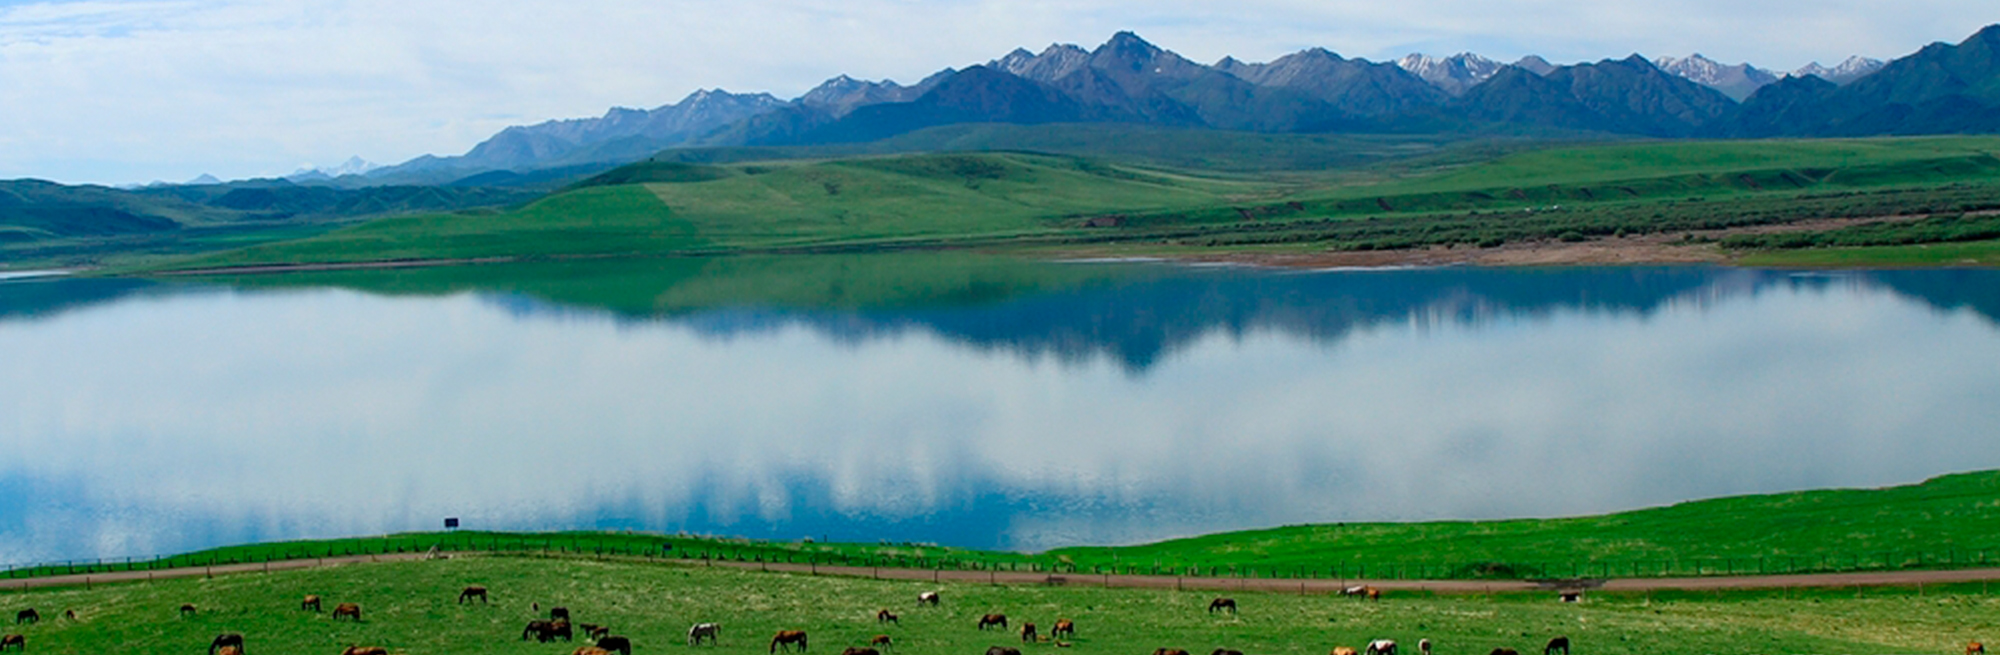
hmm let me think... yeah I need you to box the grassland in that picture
[139,136,2000,272]
[2,554,1997,655]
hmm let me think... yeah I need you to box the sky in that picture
[0,0,1993,185]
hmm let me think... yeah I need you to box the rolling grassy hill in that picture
[1,555,1988,655]
[143,136,2000,271]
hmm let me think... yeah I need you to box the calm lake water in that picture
[4,257,2000,565]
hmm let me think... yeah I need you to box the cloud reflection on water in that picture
[2,265,2000,564]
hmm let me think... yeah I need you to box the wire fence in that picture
[6,533,1999,584]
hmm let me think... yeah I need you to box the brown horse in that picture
[1332,647,1358,655]
[1544,636,1569,655]
[771,630,809,653]
[1491,649,1521,655]
[303,595,323,612]
[1213,649,1245,655]
[459,585,488,603]
[839,648,880,655]
[180,604,197,617]
[342,647,389,655]
[11,610,34,625]
[1367,587,1382,601]
[333,603,362,621]
[1971,642,1987,655]
[216,647,243,655]
[688,623,721,646]
[871,635,893,649]
[978,614,1008,630]
[525,620,559,642]
[209,633,245,655]
[1052,619,1075,639]
[1020,623,1038,643]
[597,635,634,655]
[1153,649,1192,655]
[1208,598,1236,614]
[877,609,899,624]
[572,648,612,655]
[580,624,611,641]
[985,648,1021,655]
[0,635,20,652]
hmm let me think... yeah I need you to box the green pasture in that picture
[1,555,1995,655]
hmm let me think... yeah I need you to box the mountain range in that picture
[346,25,1993,186]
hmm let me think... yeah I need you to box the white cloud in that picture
[0,0,1993,184]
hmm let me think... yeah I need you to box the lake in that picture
[4,256,2000,566]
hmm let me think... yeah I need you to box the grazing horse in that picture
[12,609,34,624]
[1367,587,1382,602]
[1208,598,1237,614]
[770,630,809,653]
[1491,649,1521,655]
[1420,639,1433,655]
[342,647,389,655]
[1153,649,1191,655]
[877,609,899,624]
[1052,619,1075,639]
[1020,623,1038,643]
[548,620,574,642]
[978,614,1008,630]
[216,647,243,655]
[180,604,197,617]
[302,595,323,612]
[1544,637,1569,655]
[688,623,722,646]
[573,649,613,655]
[1213,650,1245,655]
[333,603,362,621]
[551,606,572,621]
[61,609,75,621]
[871,635,893,650]
[0,635,20,652]
[1971,642,1987,655]
[839,648,880,655]
[597,635,634,655]
[580,624,611,641]
[525,620,559,642]
[1332,648,1359,655]
[918,592,940,606]
[1368,640,1398,655]
[986,648,1022,655]
[459,585,488,604]
[209,633,245,655]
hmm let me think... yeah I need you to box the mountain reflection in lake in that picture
[4,259,2000,565]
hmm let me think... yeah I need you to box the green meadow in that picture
[2,555,1996,655]
[139,135,2000,272]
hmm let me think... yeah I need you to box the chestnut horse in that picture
[333,603,362,621]
[459,585,488,603]
[216,647,243,655]
[0,635,22,652]
[1971,642,1987,655]
[1332,648,1358,655]
[871,635,893,649]
[1208,598,1236,614]
[771,630,809,653]
[303,595,323,612]
[1052,619,1075,638]
[209,633,244,655]
[978,614,1008,630]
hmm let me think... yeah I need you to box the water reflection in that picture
[3,260,2000,564]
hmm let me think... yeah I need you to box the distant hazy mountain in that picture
[1395,53,1506,96]
[1218,48,1447,115]
[1457,55,1736,137]
[1512,56,1559,76]
[1727,25,2000,136]
[1791,56,1888,85]
[1654,54,1780,100]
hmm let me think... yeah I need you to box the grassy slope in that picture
[1043,470,2000,576]
[147,136,2000,271]
[0,555,1992,655]
[1740,240,2000,267]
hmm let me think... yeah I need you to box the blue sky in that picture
[0,0,1993,184]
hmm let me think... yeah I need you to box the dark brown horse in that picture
[1207,598,1236,614]
[1020,623,1038,643]
[839,648,880,655]
[209,633,244,655]
[978,614,1008,630]
[1154,649,1192,655]
[551,606,572,621]
[871,635,893,649]
[580,624,611,641]
[1491,649,1521,655]
[877,609,899,624]
[302,594,322,611]
[985,648,1021,655]
[1544,637,1569,655]
[0,635,20,652]
[525,620,559,642]
[11,610,34,625]
[1052,619,1075,638]
[771,630,809,653]
[333,603,362,621]
[598,635,634,655]
[342,647,389,655]
[1213,650,1245,655]
[180,604,197,617]
[459,585,488,603]
[60,609,75,621]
